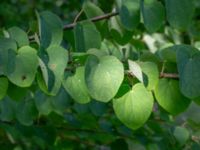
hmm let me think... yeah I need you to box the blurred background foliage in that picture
[1,0,200,150]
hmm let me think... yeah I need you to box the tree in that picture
[0,0,200,149]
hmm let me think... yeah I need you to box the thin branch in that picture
[73,9,84,23]
[29,11,119,41]
[160,73,179,79]
[125,70,179,79]
[63,11,119,30]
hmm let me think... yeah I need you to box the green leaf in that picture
[50,87,71,115]
[8,46,38,87]
[63,66,90,104]
[0,77,8,100]
[35,89,70,115]
[74,20,101,52]
[85,55,124,102]
[15,99,38,126]
[113,83,154,130]
[0,38,17,51]
[154,79,191,115]
[165,0,195,30]
[139,61,159,90]
[34,90,53,115]
[109,16,134,45]
[128,61,159,90]
[173,126,190,145]
[119,0,140,31]
[0,97,16,121]
[8,26,29,47]
[141,0,165,32]
[37,11,63,49]
[0,38,17,75]
[46,45,68,95]
[176,45,200,98]
[83,1,105,27]
[159,45,177,62]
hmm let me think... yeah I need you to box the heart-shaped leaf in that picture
[37,11,63,49]
[141,0,165,32]
[85,55,124,102]
[154,79,191,115]
[63,66,90,104]
[8,46,38,87]
[176,45,200,98]
[113,83,154,130]
[74,20,101,52]
[119,0,140,31]
[0,38,17,75]
[46,45,68,95]
[165,0,195,30]
[15,99,38,126]
[8,26,29,47]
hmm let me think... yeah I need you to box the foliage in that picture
[0,0,200,149]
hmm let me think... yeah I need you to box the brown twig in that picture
[159,73,179,79]
[125,70,179,79]
[63,11,119,30]
[29,11,119,41]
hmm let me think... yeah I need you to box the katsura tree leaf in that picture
[35,89,70,115]
[173,126,190,145]
[83,1,105,27]
[139,61,159,90]
[109,16,133,45]
[154,79,191,115]
[113,83,154,130]
[85,55,124,102]
[141,0,165,32]
[128,60,144,83]
[8,26,29,47]
[46,45,68,95]
[0,38,17,75]
[37,11,63,49]
[8,46,38,87]
[63,66,90,104]
[15,99,38,126]
[176,45,200,98]
[0,77,8,100]
[165,0,195,30]
[0,38,17,51]
[34,90,53,115]
[0,97,16,122]
[119,0,140,31]
[158,45,177,62]
[74,20,101,52]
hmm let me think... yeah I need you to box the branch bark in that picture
[63,11,119,30]
[29,11,119,41]
[159,73,179,79]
